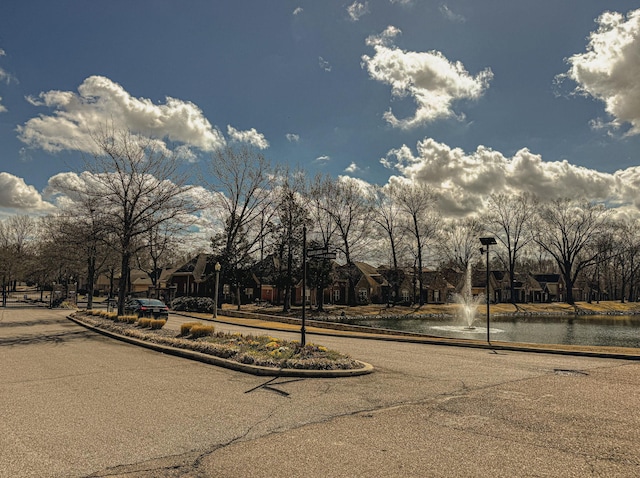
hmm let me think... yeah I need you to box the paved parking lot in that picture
[2,306,640,477]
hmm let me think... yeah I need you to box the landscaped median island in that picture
[69,310,373,377]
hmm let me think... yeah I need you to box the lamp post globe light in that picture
[213,262,221,319]
[479,237,497,344]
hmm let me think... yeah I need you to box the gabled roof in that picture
[422,270,455,290]
[533,273,563,283]
[170,253,211,283]
[251,254,281,285]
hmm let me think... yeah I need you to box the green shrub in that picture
[190,324,215,338]
[171,296,215,313]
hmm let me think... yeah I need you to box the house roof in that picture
[533,273,562,283]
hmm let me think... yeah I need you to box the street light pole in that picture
[301,226,307,347]
[479,237,497,344]
[213,262,221,319]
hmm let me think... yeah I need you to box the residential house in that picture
[459,268,501,303]
[331,261,390,305]
[532,273,566,302]
[422,269,457,304]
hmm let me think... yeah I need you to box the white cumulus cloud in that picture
[362,26,492,128]
[344,162,360,173]
[563,9,640,135]
[18,75,226,155]
[381,137,640,216]
[0,172,55,212]
[227,125,269,149]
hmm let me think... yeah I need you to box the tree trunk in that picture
[87,254,96,310]
[317,285,325,312]
[564,273,575,305]
[117,252,130,315]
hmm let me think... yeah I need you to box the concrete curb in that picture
[67,315,374,378]
[183,312,640,361]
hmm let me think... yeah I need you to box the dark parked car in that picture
[124,298,169,319]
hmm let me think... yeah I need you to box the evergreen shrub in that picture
[171,296,215,313]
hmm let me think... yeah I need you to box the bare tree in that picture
[609,218,640,303]
[0,215,37,294]
[393,182,439,306]
[270,170,309,312]
[306,174,339,311]
[206,145,275,309]
[437,217,483,272]
[50,126,201,314]
[484,193,537,303]
[372,184,405,304]
[134,220,184,297]
[41,204,114,309]
[321,176,373,305]
[534,198,609,305]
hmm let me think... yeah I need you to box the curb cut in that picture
[67,315,374,378]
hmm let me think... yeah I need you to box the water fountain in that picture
[454,263,484,329]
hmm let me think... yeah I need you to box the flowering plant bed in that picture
[72,311,364,371]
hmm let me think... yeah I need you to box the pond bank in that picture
[228,300,640,322]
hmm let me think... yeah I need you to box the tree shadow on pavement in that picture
[0,318,71,328]
[0,329,100,347]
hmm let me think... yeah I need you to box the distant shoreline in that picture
[230,300,640,321]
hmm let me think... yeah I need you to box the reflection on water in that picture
[356,315,640,348]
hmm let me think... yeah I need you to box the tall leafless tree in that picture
[484,193,537,303]
[372,184,405,304]
[305,174,339,311]
[49,126,201,314]
[0,215,37,294]
[320,176,372,305]
[206,145,275,309]
[437,217,484,273]
[270,170,309,312]
[393,182,439,306]
[534,198,609,305]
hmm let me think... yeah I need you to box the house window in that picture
[358,289,368,301]
[401,289,410,302]
[245,288,253,299]
[333,289,340,301]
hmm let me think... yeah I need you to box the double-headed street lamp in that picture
[479,237,497,344]
[213,262,221,319]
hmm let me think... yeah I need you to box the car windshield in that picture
[138,299,166,307]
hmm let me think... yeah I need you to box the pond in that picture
[355,315,640,348]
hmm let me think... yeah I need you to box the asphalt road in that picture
[2,307,640,477]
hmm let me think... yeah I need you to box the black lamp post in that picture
[213,262,221,319]
[301,226,307,346]
[479,237,497,344]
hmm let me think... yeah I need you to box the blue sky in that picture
[1,1,640,217]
